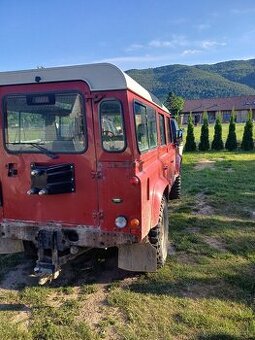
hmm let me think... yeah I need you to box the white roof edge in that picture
[0,63,169,112]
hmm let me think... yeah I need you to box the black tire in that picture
[149,196,169,268]
[23,241,37,259]
[169,175,181,200]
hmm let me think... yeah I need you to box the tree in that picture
[225,109,237,151]
[184,113,196,152]
[164,92,184,118]
[211,113,224,150]
[199,112,210,151]
[241,109,254,151]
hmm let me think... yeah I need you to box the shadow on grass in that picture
[128,211,255,306]
[0,303,30,312]
[197,334,245,340]
[0,248,136,290]
[129,265,255,304]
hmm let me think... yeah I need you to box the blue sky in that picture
[1,0,255,71]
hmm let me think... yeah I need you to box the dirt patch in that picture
[76,253,135,339]
[200,235,227,252]
[194,159,216,171]
[192,193,214,215]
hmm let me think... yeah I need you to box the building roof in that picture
[183,95,255,113]
[0,63,168,112]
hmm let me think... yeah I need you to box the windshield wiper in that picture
[8,142,58,159]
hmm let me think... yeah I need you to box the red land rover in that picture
[0,63,182,284]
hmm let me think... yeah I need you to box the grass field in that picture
[0,150,255,339]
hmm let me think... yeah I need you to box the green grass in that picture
[0,150,255,339]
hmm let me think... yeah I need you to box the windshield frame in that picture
[3,90,88,156]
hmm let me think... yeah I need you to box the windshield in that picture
[4,92,86,154]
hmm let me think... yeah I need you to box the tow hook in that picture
[33,264,61,285]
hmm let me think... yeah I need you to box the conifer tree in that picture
[199,112,210,151]
[211,113,224,150]
[225,109,237,151]
[184,113,196,151]
[241,109,254,151]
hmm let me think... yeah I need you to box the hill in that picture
[126,59,255,101]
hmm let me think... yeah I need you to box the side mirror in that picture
[177,129,183,140]
[175,129,183,144]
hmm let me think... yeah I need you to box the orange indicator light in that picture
[129,218,140,228]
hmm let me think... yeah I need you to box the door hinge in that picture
[91,170,103,179]
[92,210,104,224]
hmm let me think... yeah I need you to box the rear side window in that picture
[166,116,172,143]
[159,114,166,145]
[134,102,157,152]
[100,100,126,152]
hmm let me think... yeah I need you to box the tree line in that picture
[184,109,254,152]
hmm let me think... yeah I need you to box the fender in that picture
[149,176,169,232]
[173,151,182,176]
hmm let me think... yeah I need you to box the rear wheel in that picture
[169,175,181,200]
[149,196,169,267]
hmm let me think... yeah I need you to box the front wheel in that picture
[169,175,181,200]
[149,196,169,268]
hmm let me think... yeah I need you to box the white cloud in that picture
[148,40,173,48]
[97,55,168,64]
[181,49,202,56]
[201,40,227,49]
[125,43,145,52]
[126,35,189,52]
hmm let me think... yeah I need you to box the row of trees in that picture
[185,109,254,152]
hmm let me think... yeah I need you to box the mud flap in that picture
[118,243,157,272]
[0,238,24,254]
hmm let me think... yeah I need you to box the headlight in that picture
[115,216,127,229]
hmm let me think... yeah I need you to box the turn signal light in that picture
[129,218,140,228]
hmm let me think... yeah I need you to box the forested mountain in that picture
[126,59,255,101]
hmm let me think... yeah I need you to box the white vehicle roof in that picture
[0,63,169,112]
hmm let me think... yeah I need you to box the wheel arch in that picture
[150,177,169,230]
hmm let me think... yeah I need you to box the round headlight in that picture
[115,216,127,229]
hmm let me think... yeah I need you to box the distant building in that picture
[181,95,255,124]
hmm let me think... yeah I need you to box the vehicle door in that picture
[0,81,98,226]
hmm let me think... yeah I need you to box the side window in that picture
[134,102,158,152]
[135,103,149,151]
[159,114,166,145]
[100,100,126,152]
[166,116,172,144]
[170,118,179,142]
[167,117,174,143]
[147,107,157,148]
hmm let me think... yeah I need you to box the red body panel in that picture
[0,80,181,245]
